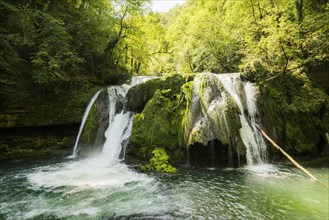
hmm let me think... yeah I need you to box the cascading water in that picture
[71,76,154,161]
[1,75,327,220]
[100,76,156,162]
[100,85,133,162]
[185,72,267,166]
[25,77,155,191]
[215,74,267,165]
[71,90,102,158]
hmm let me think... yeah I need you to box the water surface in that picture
[0,158,328,219]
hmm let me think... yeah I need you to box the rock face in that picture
[0,125,77,161]
[257,73,329,158]
[77,89,110,157]
[183,73,247,167]
[127,73,268,167]
[0,79,99,128]
[127,75,192,165]
[0,74,100,160]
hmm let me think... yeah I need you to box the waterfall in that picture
[72,76,153,162]
[71,90,102,158]
[72,74,266,166]
[185,72,267,166]
[100,85,133,163]
[215,74,267,164]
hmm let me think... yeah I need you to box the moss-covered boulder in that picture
[128,73,248,168]
[130,88,186,164]
[127,74,194,166]
[141,147,177,173]
[126,74,194,112]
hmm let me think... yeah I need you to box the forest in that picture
[0,0,328,219]
[1,0,328,158]
[1,0,328,80]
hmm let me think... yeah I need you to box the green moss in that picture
[131,89,185,162]
[141,147,177,173]
[79,103,97,156]
[258,73,328,156]
[181,81,194,108]
[126,74,195,112]
[129,75,195,164]
[223,96,242,134]
[285,118,318,154]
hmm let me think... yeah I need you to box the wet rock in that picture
[78,89,109,157]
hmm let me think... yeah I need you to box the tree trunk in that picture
[254,123,318,181]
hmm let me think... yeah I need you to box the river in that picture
[0,158,328,219]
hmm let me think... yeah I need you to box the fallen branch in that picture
[254,123,318,181]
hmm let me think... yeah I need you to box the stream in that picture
[0,158,328,220]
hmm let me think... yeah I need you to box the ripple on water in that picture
[0,160,328,220]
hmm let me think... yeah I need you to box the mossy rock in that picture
[78,89,109,157]
[141,147,177,173]
[257,73,329,157]
[183,73,244,163]
[126,74,194,112]
[130,88,186,164]
[128,75,195,165]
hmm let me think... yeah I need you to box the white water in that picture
[28,76,155,192]
[71,90,102,158]
[27,159,151,188]
[216,74,267,165]
[101,85,133,162]
[99,76,157,161]
[1,75,328,219]
[244,82,267,163]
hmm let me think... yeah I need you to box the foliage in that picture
[126,0,328,158]
[0,0,150,85]
[1,0,328,159]
[141,147,177,173]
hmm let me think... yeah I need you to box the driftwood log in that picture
[254,123,318,181]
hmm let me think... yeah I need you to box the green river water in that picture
[0,157,328,220]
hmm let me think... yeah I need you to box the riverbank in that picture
[0,125,78,162]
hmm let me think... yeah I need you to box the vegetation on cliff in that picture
[141,147,177,173]
[0,0,149,159]
[128,75,194,167]
[129,0,328,161]
[0,0,328,164]
[0,0,150,129]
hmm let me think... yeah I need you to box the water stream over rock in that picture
[0,74,327,220]
[72,90,102,157]
[184,73,267,166]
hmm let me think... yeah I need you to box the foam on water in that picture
[1,160,328,220]
[28,77,157,190]
[243,164,279,174]
[27,159,152,189]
